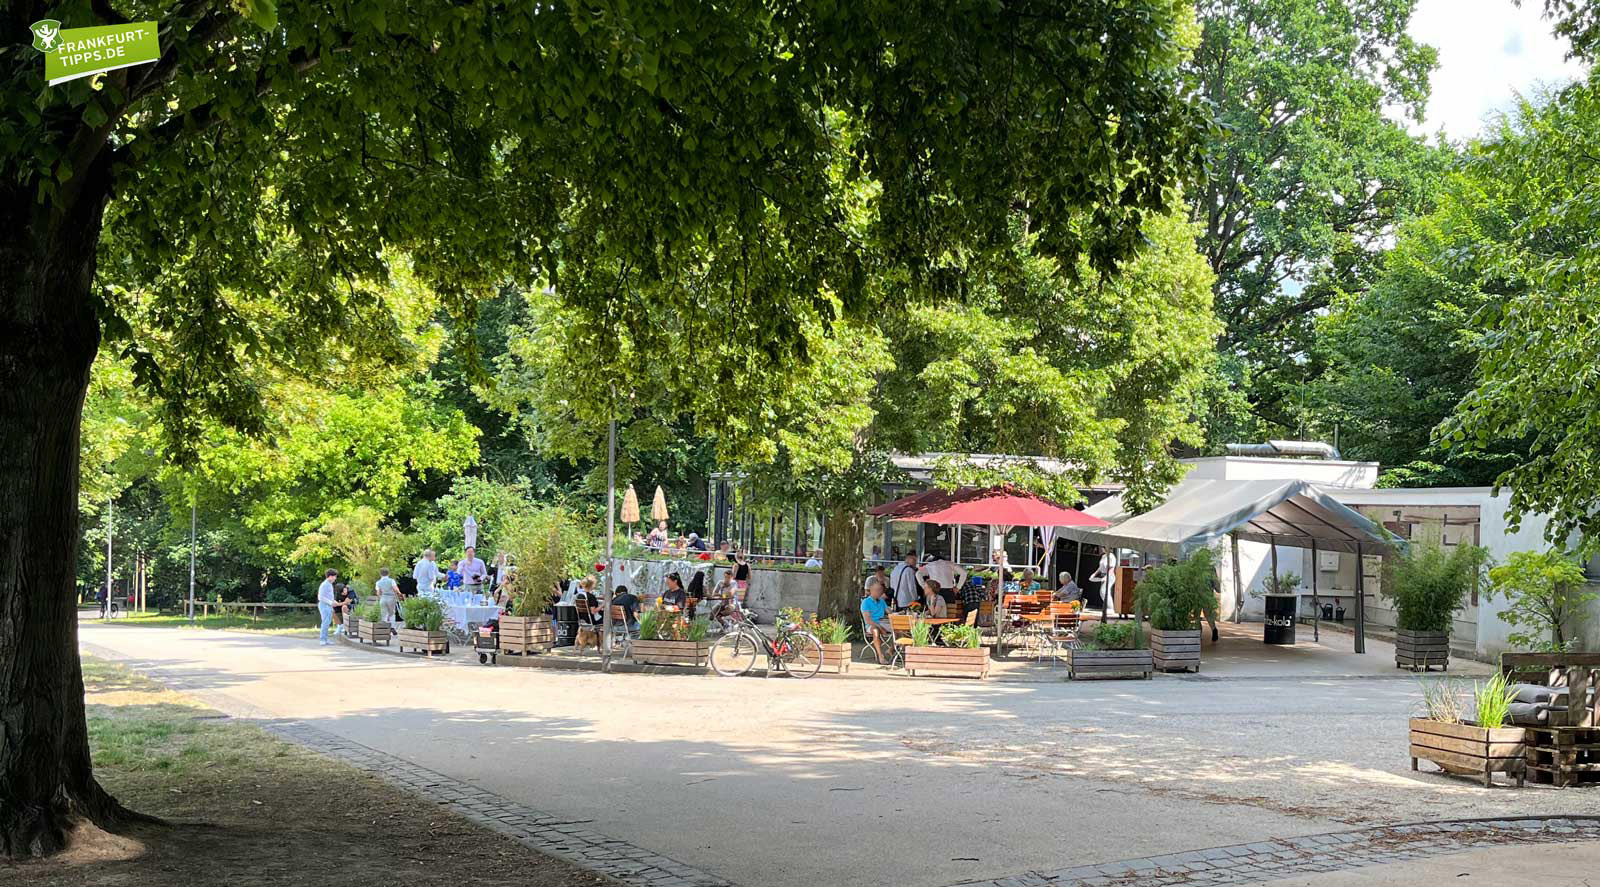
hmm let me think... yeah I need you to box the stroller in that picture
[474,621,500,665]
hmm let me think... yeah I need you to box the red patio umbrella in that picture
[897,490,1108,528]
[867,487,975,518]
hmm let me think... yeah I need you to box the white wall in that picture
[1183,456,1379,488]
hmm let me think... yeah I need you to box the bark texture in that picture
[0,158,141,857]
[817,504,865,621]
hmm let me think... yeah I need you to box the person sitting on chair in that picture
[661,573,688,613]
[921,578,948,618]
[860,579,893,661]
[610,580,641,631]
[1054,572,1082,604]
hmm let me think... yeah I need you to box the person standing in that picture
[457,546,488,598]
[317,568,338,645]
[375,567,402,627]
[917,553,966,602]
[890,551,920,611]
[412,548,441,597]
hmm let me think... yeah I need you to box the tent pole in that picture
[1354,542,1366,654]
[1269,540,1279,591]
[1310,540,1320,643]
[1229,532,1243,624]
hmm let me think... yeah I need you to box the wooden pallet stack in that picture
[1525,726,1600,787]
[1501,654,1599,789]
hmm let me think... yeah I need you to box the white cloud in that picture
[1407,0,1588,140]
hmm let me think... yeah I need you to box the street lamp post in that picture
[104,497,113,619]
[602,414,616,672]
[188,499,197,623]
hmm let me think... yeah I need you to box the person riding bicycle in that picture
[860,578,893,661]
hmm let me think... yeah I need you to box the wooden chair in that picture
[889,613,917,649]
[1049,601,1082,645]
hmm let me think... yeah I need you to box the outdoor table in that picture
[443,603,501,635]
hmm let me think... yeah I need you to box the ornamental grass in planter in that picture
[904,622,989,679]
[355,602,391,646]
[397,597,450,656]
[1067,622,1152,680]
[804,614,853,673]
[1134,550,1219,673]
[629,610,711,667]
[1383,542,1489,672]
[1409,674,1526,787]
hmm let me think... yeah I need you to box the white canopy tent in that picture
[1060,479,1398,652]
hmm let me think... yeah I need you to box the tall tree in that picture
[1311,126,1537,486]
[2,0,1206,855]
[1188,0,1443,439]
[1439,76,1600,549]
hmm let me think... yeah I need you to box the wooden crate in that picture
[359,620,392,646]
[1395,630,1450,672]
[1408,718,1526,787]
[820,642,851,674]
[346,616,361,641]
[1524,726,1600,787]
[397,628,450,656]
[499,615,555,655]
[628,639,709,668]
[1068,648,1153,680]
[1150,629,1200,673]
[904,646,989,679]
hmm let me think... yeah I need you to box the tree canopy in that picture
[1187,0,1444,441]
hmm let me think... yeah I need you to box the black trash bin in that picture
[1263,594,1297,645]
[554,604,578,647]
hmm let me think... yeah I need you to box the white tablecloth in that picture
[443,604,501,629]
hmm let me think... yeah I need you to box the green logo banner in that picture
[30,20,159,86]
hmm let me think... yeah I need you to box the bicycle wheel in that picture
[779,632,823,679]
[709,630,760,677]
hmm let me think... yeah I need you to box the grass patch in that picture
[98,610,320,635]
[8,656,607,887]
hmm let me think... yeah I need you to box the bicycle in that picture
[708,606,823,679]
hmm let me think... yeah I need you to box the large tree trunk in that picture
[0,163,142,856]
[817,504,865,621]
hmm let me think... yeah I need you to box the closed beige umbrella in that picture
[651,486,670,523]
[622,484,641,540]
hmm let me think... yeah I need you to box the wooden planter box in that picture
[904,646,990,679]
[346,616,360,641]
[629,639,710,668]
[499,615,556,655]
[820,642,852,674]
[1150,629,1201,673]
[1068,647,1153,680]
[1409,717,1526,787]
[397,628,450,656]
[359,620,392,646]
[1396,630,1450,672]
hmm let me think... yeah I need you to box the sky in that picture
[1407,0,1589,140]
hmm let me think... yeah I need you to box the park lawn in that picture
[92,610,321,636]
[1,657,607,887]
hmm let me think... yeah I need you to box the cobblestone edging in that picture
[945,816,1600,887]
[263,718,1599,887]
[264,719,731,887]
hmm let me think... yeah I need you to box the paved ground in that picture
[80,623,1592,887]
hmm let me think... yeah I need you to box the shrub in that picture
[638,608,672,641]
[942,624,981,649]
[1486,549,1595,652]
[265,586,303,604]
[1260,571,1301,596]
[1134,549,1219,631]
[1085,621,1135,650]
[808,616,852,645]
[1382,541,1490,633]
[685,617,710,642]
[356,601,382,623]
[401,596,445,632]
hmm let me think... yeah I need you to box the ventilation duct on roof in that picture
[1225,440,1342,460]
